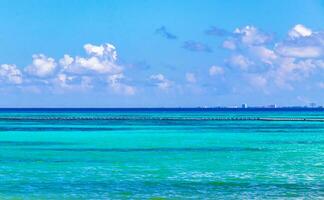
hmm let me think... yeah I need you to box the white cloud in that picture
[209,65,224,76]
[0,64,23,84]
[0,25,322,98]
[55,73,74,88]
[60,43,121,74]
[274,24,324,58]
[25,54,57,77]
[219,24,324,93]
[54,73,93,91]
[84,44,105,56]
[84,43,117,60]
[288,24,312,39]
[0,43,137,95]
[275,44,322,58]
[269,57,318,89]
[108,73,123,86]
[107,73,136,95]
[59,54,74,69]
[249,46,277,64]
[150,73,172,90]
[229,55,253,70]
[75,56,114,73]
[57,43,130,94]
[185,73,197,83]
[234,25,270,45]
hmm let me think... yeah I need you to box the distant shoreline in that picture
[0,107,323,112]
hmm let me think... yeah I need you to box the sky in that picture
[0,0,323,107]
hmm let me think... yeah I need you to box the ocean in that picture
[0,108,323,199]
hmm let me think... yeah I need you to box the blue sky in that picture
[0,0,323,107]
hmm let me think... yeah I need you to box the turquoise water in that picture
[0,109,323,199]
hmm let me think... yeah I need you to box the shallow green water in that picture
[0,110,323,199]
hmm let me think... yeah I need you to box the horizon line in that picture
[0,107,323,109]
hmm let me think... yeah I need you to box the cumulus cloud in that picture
[249,46,277,64]
[219,23,324,92]
[107,73,136,95]
[25,54,57,77]
[228,55,253,70]
[209,65,224,76]
[53,73,93,91]
[150,73,172,90]
[84,43,117,59]
[234,25,271,45]
[220,26,271,53]
[275,44,322,58]
[288,24,312,39]
[0,43,137,95]
[74,56,114,73]
[55,73,74,88]
[185,73,197,83]
[0,64,23,84]
[275,24,324,58]
[271,25,324,87]
[58,43,131,94]
[61,43,121,74]
[263,57,319,90]
[59,54,74,68]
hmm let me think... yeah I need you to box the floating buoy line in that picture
[0,116,323,122]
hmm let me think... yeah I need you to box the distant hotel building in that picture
[268,104,277,108]
[242,104,248,108]
[309,103,316,108]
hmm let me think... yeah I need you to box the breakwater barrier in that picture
[0,116,323,122]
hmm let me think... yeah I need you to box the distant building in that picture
[268,104,277,108]
[309,103,316,108]
[242,104,248,108]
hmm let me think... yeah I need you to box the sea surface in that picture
[0,108,323,199]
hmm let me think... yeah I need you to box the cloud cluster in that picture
[0,64,23,84]
[223,24,324,90]
[61,43,121,74]
[107,73,136,95]
[288,24,312,38]
[0,43,135,95]
[25,54,57,77]
[150,73,172,90]
[1,24,323,103]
